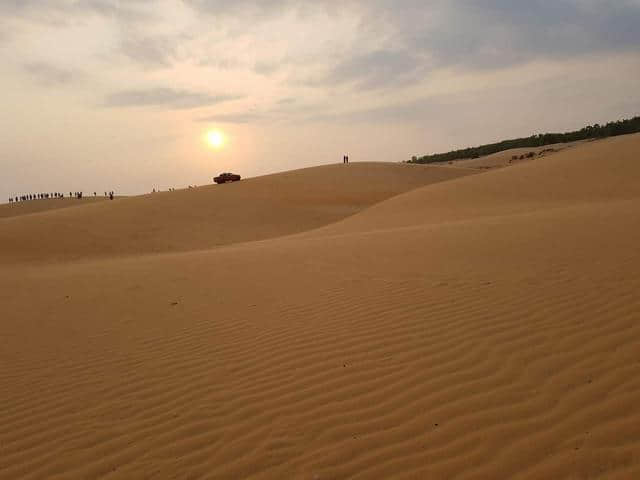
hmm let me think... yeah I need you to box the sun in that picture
[206,130,225,149]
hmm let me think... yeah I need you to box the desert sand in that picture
[0,197,109,220]
[0,163,473,265]
[449,139,589,170]
[1,134,639,479]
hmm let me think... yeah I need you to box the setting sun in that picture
[206,130,225,149]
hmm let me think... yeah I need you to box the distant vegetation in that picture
[408,116,640,164]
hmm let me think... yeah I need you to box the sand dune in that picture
[449,139,588,170]
[0,197,108,219]
[1,135,639,479]
[314,133,640,236]
[0,162,473,264]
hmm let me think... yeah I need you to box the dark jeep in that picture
[214,172,241,184]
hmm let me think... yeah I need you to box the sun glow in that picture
[206,130,225,149]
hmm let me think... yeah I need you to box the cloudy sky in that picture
[2,0,640,200]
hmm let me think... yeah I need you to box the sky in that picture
[2,0,640,200]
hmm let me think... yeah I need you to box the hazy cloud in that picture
[0,0,150,24]
[198,112,265,123]
[403,0,640,70]
[5,1,640,89]
[119,34,179,68]
[322,49,427,89]
[184,0,297,17]
[104,88,242,109]
[199,57,242,70]
[254,60,281,76]
[23,62,79,86]
[197,98,323,124]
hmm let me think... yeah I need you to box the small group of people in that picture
[151,188,178,193]
[343,154,350,164]
[9,190,116,203]
[9,192,64,202]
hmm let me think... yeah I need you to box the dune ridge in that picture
[0,162,474,265]
[1,134,639,479]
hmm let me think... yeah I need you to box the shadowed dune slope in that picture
[0,162,473,264]
[1,135,639,478]
[0,197,108,219]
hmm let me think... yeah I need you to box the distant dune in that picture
[1,135,639,479]
[0,196,108,219]
[449,139,589,170]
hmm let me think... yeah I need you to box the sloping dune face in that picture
[1,135,640,479]
[0,197,108,219]
[0,162,473,264]
[314,134,640,236]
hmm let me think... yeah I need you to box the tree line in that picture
[408,116,640,164]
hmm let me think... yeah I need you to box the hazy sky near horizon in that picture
[2,0,640,200]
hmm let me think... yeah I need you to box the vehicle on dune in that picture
[214,172,241,184]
